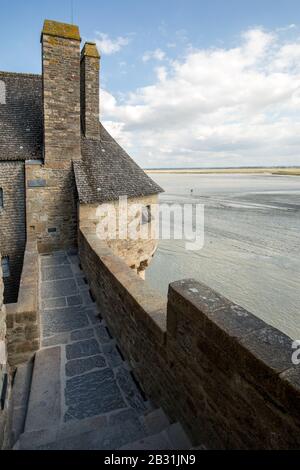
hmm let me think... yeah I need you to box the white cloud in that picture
[101,27,300,168]
[276,24,297,33]
[142,48,166,62]
[94,32,130,55]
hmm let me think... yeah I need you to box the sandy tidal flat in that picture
[146,173,300,339]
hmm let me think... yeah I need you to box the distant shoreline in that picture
[145,167,300,176]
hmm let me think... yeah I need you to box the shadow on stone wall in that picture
[79,226,300,450]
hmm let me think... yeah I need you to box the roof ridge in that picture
[0,71,41,79]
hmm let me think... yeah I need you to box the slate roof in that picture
[74,123,163,204]
[0,72,43,161]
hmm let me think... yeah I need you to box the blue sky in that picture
[1,0,300,167]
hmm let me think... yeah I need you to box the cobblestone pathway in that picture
[11,250,192,450]
[40,250,149,425]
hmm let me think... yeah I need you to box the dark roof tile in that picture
[74,123,163,203]
[0,72,43,161]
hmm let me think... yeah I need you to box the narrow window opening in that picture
[141,205,152,225]
[0,188,3,209]
[1,256,10,278]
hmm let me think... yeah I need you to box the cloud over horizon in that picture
[101,26,300,168]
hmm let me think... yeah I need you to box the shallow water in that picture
[146,173,300,339]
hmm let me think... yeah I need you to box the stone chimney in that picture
[80,42,100,140]
[41,20,81,164]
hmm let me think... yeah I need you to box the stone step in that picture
[24,346,61,432]
[18,408,138,449]
[119,423,192,450]
[29,415,149,450]
[18,407,169,450]
[141,408,170,435]
[10,359,34,446]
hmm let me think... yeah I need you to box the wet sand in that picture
[147,173,300,339]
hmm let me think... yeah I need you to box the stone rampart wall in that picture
[79,227,300,450]
[6,240,40,367]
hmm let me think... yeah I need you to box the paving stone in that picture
[41,255,69,267]
[66,355,106,377]
[115,366,147,413]
[102,342,123,368]
[66,339,101,360]
[65,369,126,420]
[119,432,172,450]
[94,325,111,344]
[52,250,67,257]
[42,333,70,347]
[67,295,83,307]
[66,247,78,256]
[143,409,170,435]
[71,263,83,275]
[108,408,139,426]
[81,290,95,305]
[71,328,95,341]
[25,347,61,432]
[43,307,89,336]
[75,275,88,287]
[38,418,146,450]
[41,279,78,299]
[42,297,67,310]
[86,309,101,325]
[42,265,73,282]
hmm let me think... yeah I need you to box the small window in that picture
[1,256,10,278]
[142,205,152,225]
[0,188,3,209]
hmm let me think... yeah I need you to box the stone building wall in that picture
[79,227,300,450]
[42,21,81,164]
[0,253,9,449]
[79,194,159,278]
[24,21,83,253]
[80,43,100,140]
[6,239,40,367]
[25,162,77,253]
[0,162,26,303]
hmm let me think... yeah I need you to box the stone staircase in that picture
[9,251,192,450]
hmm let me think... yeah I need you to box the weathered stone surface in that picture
[66,355,106,377]
[42,265,73,281]
[79,229,300,450]
[0,162,26,302]
[67,295,83,307]
[66,339,100,360]
[42,297,66,310]
[6,240,40,367]
[85,308,100,325]
[65,368,126,420]
[102,342,123,368]
[42,332,70,347]
[41,279,78,299]
[37,418,146,450]
[43,307,89,336]
[80,42,100,140]
[115,366,147,413]
[25,347,61,432]
[41,255,69,267]
[94,324,111,343]
[70,328,94,341]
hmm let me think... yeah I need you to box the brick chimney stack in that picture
[80,42,100,140]
[41,20,82,164]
